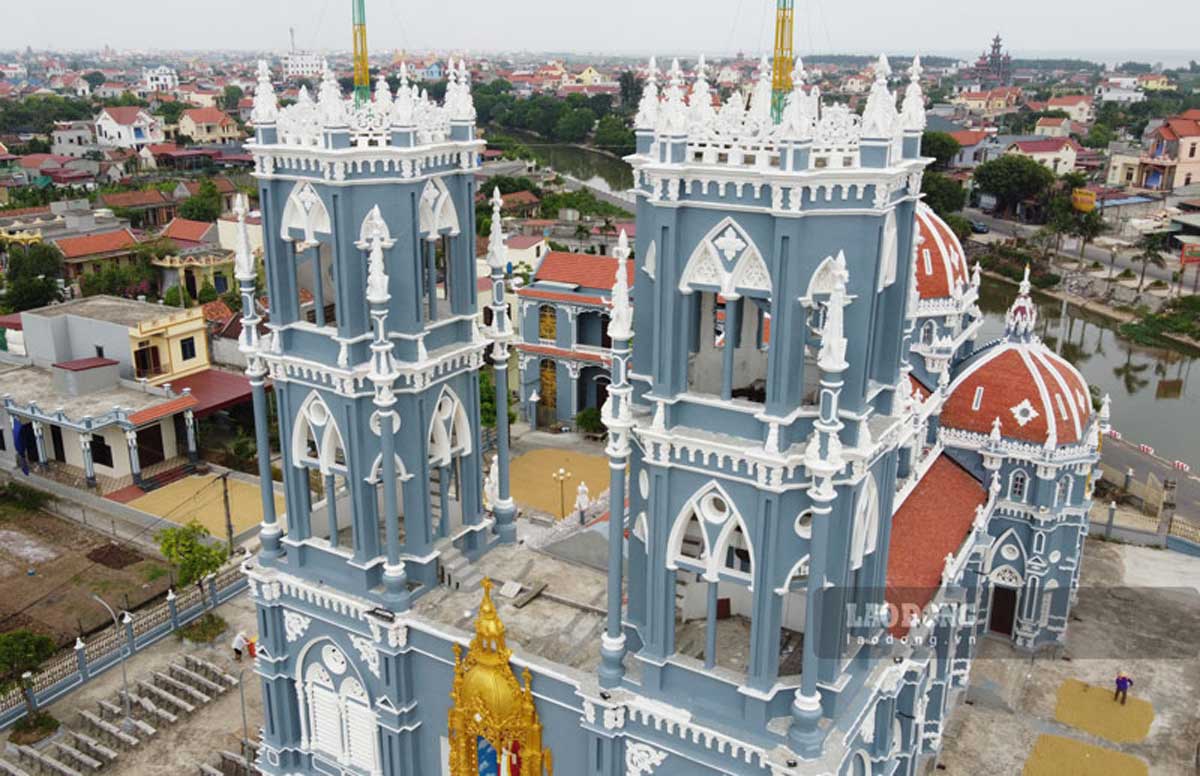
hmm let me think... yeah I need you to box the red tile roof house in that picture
[514,251,632,428]
[97,189,177,227]
[160,217,218,248]
[51,227,139,280]
[172,176,239,214]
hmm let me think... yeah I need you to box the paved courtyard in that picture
[509,447,610,519]
[937,539,1200,775]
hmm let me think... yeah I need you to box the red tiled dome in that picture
[913,203,970,300]
[941,341,1092,446]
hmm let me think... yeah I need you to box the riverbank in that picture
[982,269,1200,354]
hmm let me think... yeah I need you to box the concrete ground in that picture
[936,538,1200,775]
[126,473,286,537]
[3,591,264,774]
[509,447,610,519]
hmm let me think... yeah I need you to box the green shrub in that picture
[163,285,191,308]
[575,407,605,434]
[1117,268,1135,280]
[0,482,53,511]
[11,711,58,745]
[177,613,227,644]
[197,281,218,304]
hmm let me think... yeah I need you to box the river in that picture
[525,143,1198,465]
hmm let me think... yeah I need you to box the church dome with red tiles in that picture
[913,202,972,300]
[941,270,1093,447]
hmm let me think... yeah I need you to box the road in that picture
[963,208,1179,285]
[1101,435,1200,526]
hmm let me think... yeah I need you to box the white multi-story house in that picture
[51,120,97,158]
[284,52,323,79]
[94,106,164,151]
[142,65,179,93]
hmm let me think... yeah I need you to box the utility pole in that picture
[289,26,296,54]
[220,472,234,555]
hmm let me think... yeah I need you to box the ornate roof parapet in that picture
[900,55,927,132]
[251,60,278,125]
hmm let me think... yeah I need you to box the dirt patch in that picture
[86,542,146,570]
[0,528,58,564]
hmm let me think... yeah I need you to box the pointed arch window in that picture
[1055,476,1072,507]
[1009,470,1028,502]
[299,649,380,772]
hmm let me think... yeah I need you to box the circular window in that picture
[306,400,329,427]
[322,645,347,675]
[1049,550,1061,563]
[638,470,649,499]
[795,510,814,538]
[369,410,400,435]
[1000,544,1019,561]
[700,493,729,523]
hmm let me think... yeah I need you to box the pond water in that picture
[976,280,1199,465]
[520,147,1199,464]
[510,133,635,193]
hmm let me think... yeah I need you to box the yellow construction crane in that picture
[352,0,370,105]
[770,0,795,121]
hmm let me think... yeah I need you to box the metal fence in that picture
[0,564,247,730]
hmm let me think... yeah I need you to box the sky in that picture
[2,0,1198,64]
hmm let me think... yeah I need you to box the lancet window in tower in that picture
[418,177,461,323]
[292,393,350,549]
[428,387,472,540]
[680,220,773,405]
[281,182,337,328]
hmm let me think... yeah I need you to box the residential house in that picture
[284,52,323,79]
[16,153,98,187]
[175,84,221,108]
[1095,80,1145,104]
[502,234,548,270]
[142,66,179,93]
[841,73,870,94]
[95,106,165,151]
[160,217,218,248]
[1137,74,1173,92]
[152,246,236,298]
[1105,141,1142,187]
[1046,95,1094,124]
[1034,117,1073,138]
[1005,137,1079,175]
[572,66,604,86]
[0,295,254,492]
[52,227,139,279]
[500,190,540,217]
[1135,109,1200,191]
[94,82,130,100]
[173,176,239,214]
[178,107,242,144]
[97,189,176,227]
[515,251,631,428]
[51,120,98,159]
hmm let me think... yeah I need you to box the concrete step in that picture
[137,679,194,716]
[183,655,238,688]
[169,663,225,696]
[66,732,117,764]
[78,711,139,749]
[12,744,82,776]
[0,757,31,776]
[52,741,101,773]
[153,671,211,705]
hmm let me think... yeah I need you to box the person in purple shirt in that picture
[1114,671,1133,705]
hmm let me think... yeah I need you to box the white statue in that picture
[483,456,499,510]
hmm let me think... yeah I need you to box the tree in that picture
[921,131,961,170]
[1072,208,1108,265]
[83,71,106,91]
[157,101,186,126]
[163,285,191,308]
[0,630,56,725]
[921,172,966,217]
[618,70,644,108]
[157,521,228,588]
[178,179,222,222]
[197,280,218,304]
[479,367,515,428]
[3,243,63,312]
[973,155,1056,217]
[552,107,596,143]
[221,85,244,112]
[1134,231,1171,292]
[593,114,635,156]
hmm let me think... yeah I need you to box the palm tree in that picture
[1113,349,1151,395]
[1072,209,1107,269]
[1135,232,1171,293]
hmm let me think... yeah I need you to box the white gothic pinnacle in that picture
[233,194,255,283]
[634,57,659,130]
[608,230,634,342]
[251,60,278,125]
[900,55,927,132]
[486,187,507,271]
[861,53,898,138]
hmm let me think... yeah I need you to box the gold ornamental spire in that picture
[448,579,553,775]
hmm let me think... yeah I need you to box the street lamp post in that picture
[237,668,250,762]
[92,594,133,732]
[551,467,572,520]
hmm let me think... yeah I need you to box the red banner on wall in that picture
[1183,243,1200,265]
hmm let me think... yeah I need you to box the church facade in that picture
[238,52,1106,776]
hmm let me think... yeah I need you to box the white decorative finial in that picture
[862,54,898,138]
[375,71,392,107]
[990,416,1002,442]
[317,59,346,127]
[1019,263,1031,295]
[634,57,660,130]
[901,54,926,131]
[486,188,507,271]
[608,230,633,342]
[1100,393,1111,421]
[233,194,254,282]
[688,54,716,130]
[251,60,278,125]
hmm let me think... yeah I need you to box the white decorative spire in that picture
[393,66,414,126]
[658,59,688,134]
[817,258,849,373]
[1100,393,1111,422]
[486,188,507,271]
[1004,264,1038,338]
[779,58,816,140]
[688,55,716,130]
[749,55,773,129]
[233,194,254,282]
[251,60,278,125]
[971,261,982,289]
[861,53,898,138]
[317,59,346,127]
[374,71,393,111]
[634,57,659,130]
[989,416,1003,443]
[901,55,927,131]
[608,231,634,342]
